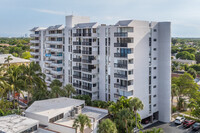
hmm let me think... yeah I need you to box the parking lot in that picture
[144,121,200,133]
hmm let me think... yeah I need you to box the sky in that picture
[0,0,200,37]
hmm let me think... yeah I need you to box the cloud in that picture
[32,8,65,15]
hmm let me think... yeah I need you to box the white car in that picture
[174,116,185,124]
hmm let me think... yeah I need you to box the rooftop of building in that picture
[0,54,30,64]
[47,25,65,30]
[74,22,98,28]
[25,97,85,118]
[0,114,39,133]
[172,59,196,63]
[30,27,46,31]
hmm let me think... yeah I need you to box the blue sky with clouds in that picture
[0,0,200,37]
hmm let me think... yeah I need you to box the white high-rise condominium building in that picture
[30,15,171,123]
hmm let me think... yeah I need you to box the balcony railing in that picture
[73,41,81,45]
[82,33,91,37]
[73,33,82,37]
[114,32,128,37]
[73,66,81,71]
[82,51,92,55]
[114,43,129,47]
[73,75,81,79]
[82,77,92,82]
[82,68,92,72]
[73,50,81,54]
[82,85,92,91]
[73,58,81,62]
[114,63,127,69]
[114,83,127,90]
[114,53,132,58]
[114,73,127,79]
[73,83,82,88]
[82,42,92,46]
[82,59,92,63]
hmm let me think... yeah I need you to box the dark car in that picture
[192,122,200,131]
[183,120,196,128]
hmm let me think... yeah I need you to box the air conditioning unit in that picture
[70,110,75,117]
[74,106,82,114]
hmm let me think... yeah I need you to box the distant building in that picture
[0,54,30,65]
[0,114,39,133]
[172,59,196,65]
[25,97,108,133]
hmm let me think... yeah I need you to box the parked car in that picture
[183,120,196,128]
[174,116,185,125]
[192,122,200,131]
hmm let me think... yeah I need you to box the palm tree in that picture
[73,114,91,133]
[4,55,13,67]
[171,84,178,106]
[4,65,24,109]
[63,84,76,98]
[20,62,45,103]
[97,119,117,133]
[129,97,144,130]
[50,79,62,98]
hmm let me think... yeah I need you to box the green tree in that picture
[176,51,195,60]
[63,84,76,98]
[50,79,63,98]
[73,114,92,133]
[187,68,197,78]
[171,84,178,106]
[195,52,200,64]
[141,128,164,133]
[21,51,31,59]
[129,97,144,129]
[97,119,117,133]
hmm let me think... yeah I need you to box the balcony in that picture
[73,75,81,79]
[114,83,127,90]
[50,63,63,67]
[114,53,134,59]
[46,33,63,37]
[82,59,92,63]
[46,47,63,52]
[82,85,92,91]
[82,42,92,46]
[51,55,63,60]
[114,73,127,79]
[73,50,81,54]
[73,33,82,37]
[73,83,82,88]
[30,58,39,62]
[81,68,92,73]
[82,77,92,82]
[114,32,133,37]
[51,69,63,75]
[30,34,40,37]
[30,52,39,56]
[82,33,92,37]
[114,63,127,69]
[73,66,81,71]
[114,43,133,47]
[73,41,81,45]
[30,46,40,49]
[51,77,63,82]
[30,40,40,43]
[46,41,63,45]
[73,58,81,62]
[82,51,92,55]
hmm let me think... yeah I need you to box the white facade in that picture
[30,15,171,122]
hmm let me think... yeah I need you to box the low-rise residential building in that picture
[0,54,30,66]
[172,59,196,65]
[25,97,108,133]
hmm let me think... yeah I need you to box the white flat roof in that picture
[0,114,39,133]
[25,97,85,118]
[0,54,30,64]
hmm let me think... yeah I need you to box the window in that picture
[153,104,157,107]
[153,76,156,79]
[153,85,157,88]
[153,39,157,42]
[93,28,96,33]
[153,95,157,97]
[153,57,157,60]
[153,67,157,70]
[49,113,64,123]
[153,29,157,32]
[153,48,157,51]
